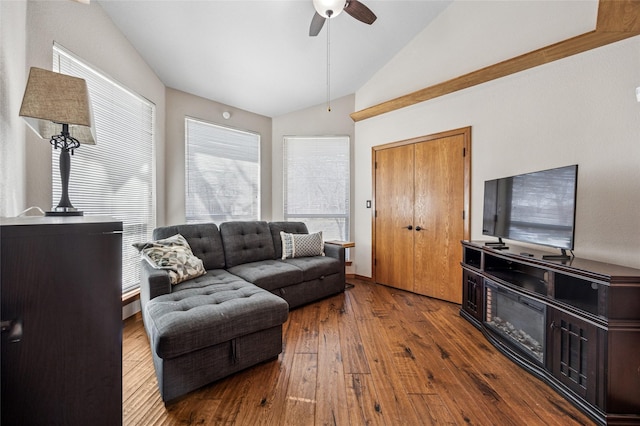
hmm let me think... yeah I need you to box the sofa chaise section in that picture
[142,274,288,402]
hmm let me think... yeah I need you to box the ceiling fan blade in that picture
[309,12,326,36]
[344,0,377,25]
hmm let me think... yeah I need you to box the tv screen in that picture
[482,165,578,250]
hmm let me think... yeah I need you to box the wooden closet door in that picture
[413,135,465,303]
[374,144,415,291]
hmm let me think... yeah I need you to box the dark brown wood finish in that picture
[1,217,123,426]
[461,240,640,425]
[123,278,596,425]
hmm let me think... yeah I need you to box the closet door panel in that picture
[414,135,465,302]
[374,144,415,291]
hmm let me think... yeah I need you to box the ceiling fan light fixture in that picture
[313,0,346,19]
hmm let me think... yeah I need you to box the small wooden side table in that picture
[325,240,355,248]
[325,241,355,277]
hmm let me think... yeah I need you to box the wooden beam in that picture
[351,0,640,122]
[596,0,640,32]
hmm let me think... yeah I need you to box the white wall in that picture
[353,2,640,275]
[17,0,166,223]
[356,0,598,110]
[164,87,272,225]
[0,1,27,217]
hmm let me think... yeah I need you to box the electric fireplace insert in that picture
[484,279,546,364]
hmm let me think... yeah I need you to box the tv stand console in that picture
[460,241,640,425]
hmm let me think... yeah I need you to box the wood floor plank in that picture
[289,303,321,354]
[339,290,371,375]
[372,283,553,425]
[226,359,284,425]
[164,394,222,426]
[363,285,496,425]
[208,370,258,424]
[344,373,386,426]
[412,299,530,424]
[409,393,458,425]
[251,315,298,425]
[427,339,519,421]
[314,297,350,426]
[122,279,596,425]
[282,353,318,426]
[347,281,386,321]
[376,316,436,395]
[355,316,426,425]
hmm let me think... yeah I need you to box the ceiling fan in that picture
[309,0,377,36]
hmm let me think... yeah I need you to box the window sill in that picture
[122,288,140,306]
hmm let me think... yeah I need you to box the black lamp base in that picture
[49,126,84,218]
[45,208,84,217]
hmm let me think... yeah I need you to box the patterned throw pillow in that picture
[134,234,206,285]
[280,231,324,259]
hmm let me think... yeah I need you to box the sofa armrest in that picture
[324,242,345,263]
[139,261,172,308]
[324,242,346,288]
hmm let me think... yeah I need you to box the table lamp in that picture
[19,67,95,216]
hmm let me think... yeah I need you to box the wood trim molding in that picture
[353,274,373,282]
[350,0,640,122]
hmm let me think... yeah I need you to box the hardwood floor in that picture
[123,279,595,425]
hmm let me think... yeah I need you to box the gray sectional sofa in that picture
[138,220,346,402]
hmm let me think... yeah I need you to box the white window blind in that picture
[283,136,350,241]
[53,44,155,293]
[185,118,260,223]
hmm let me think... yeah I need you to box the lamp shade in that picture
[19,67,96,145]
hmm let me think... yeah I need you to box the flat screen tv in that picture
[482,165,578,252]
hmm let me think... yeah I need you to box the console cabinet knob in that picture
[1,319,23,343]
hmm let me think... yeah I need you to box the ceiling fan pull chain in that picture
[326,10,332,112]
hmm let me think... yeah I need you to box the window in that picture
[283,136,350,241]
[185,118,260,223]
[53,44,155,293]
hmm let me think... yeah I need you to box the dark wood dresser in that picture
[1,216,123,425]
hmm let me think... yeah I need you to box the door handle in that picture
[403,225,413,230]
[1,319,23,343]
[415,226,423,231]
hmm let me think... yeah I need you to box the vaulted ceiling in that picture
[98,0,452,117]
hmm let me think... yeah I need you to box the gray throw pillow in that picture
[280,231,324,259]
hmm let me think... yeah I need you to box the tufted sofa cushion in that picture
[227,260,303,291]
[282,256,342,282]
[153,223,226,270]
[219,221,276,268]
[143,270,289,360]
